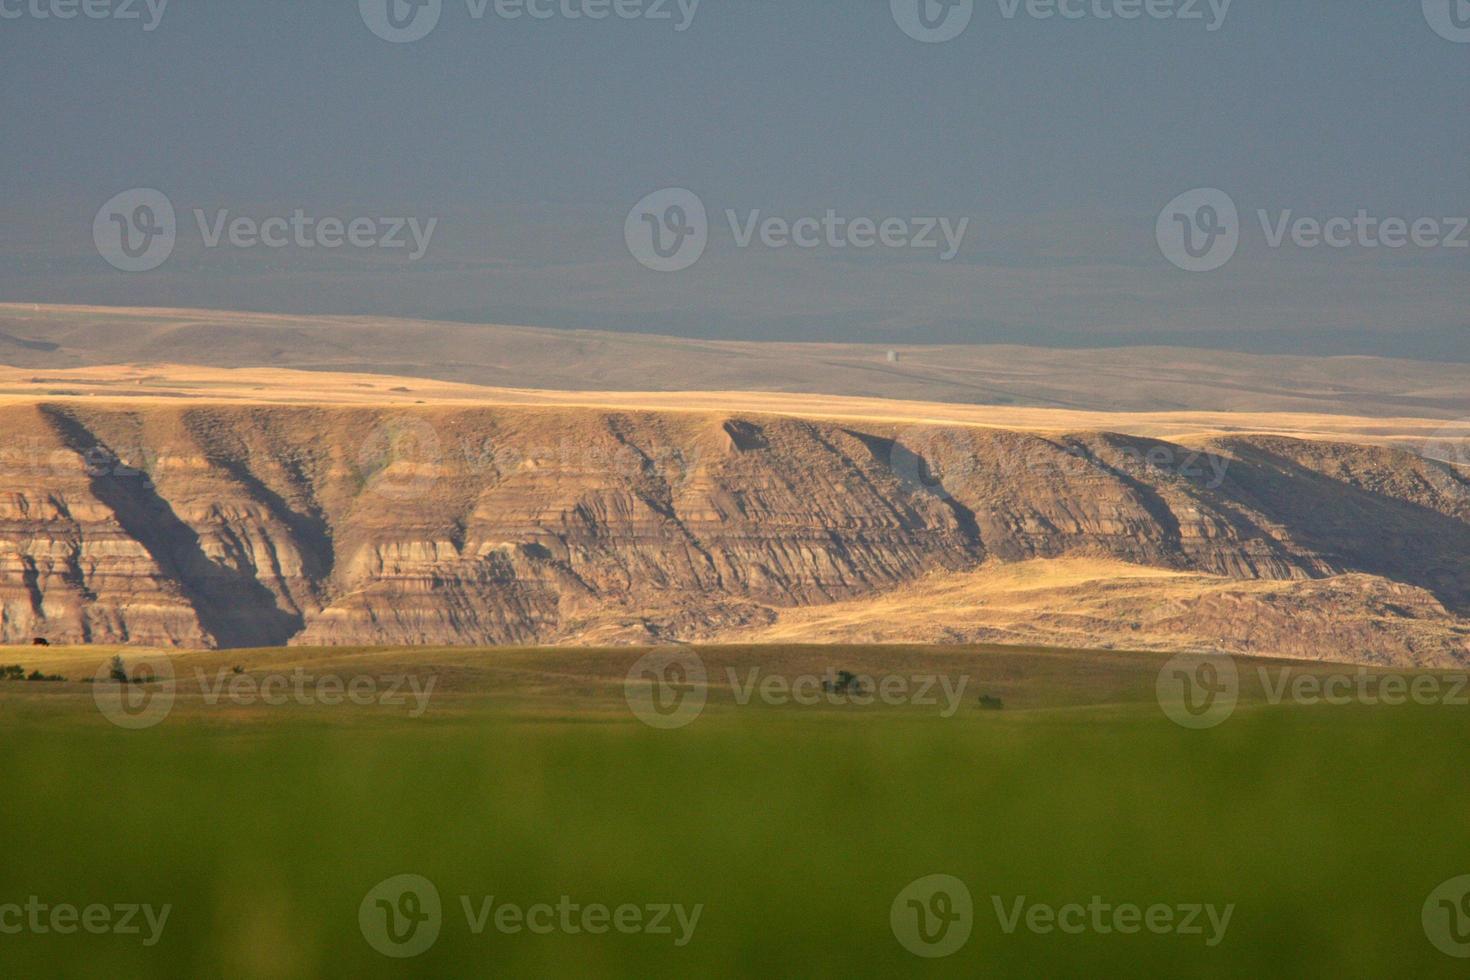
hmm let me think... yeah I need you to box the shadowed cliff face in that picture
[0,403,1466,663]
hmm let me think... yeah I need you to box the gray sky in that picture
[1,1,1466,358]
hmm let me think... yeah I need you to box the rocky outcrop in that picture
[0,402,1466,663]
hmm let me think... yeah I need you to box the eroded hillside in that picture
[1,401,1466,664]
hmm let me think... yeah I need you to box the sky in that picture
[0,0,1466,359]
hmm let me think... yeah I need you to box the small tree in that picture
[108,655,130,684]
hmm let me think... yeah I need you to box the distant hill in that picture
[2,304,1467,418]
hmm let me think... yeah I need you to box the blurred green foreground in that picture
[1,693,1468,978]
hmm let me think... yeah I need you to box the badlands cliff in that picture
[0,398,1466,665]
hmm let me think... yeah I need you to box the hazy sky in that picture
[1,1,1466,358]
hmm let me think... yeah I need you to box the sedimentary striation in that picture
[1,402,1466,665]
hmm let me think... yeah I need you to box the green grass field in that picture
[1,644,1468,977]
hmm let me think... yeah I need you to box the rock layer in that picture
[0,403,1466,664]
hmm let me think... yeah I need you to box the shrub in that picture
[822,670,870,696]
[978,695,1004,711]
[108,655,130,684]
